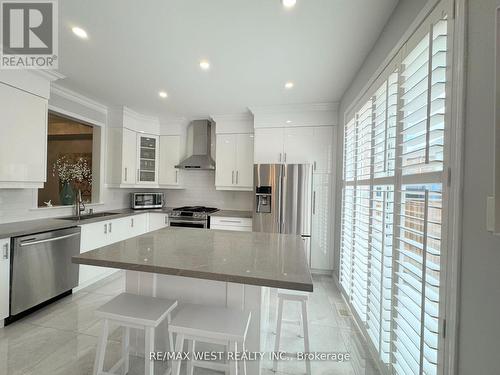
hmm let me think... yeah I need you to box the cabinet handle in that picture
[131,218,134,228]
[109,222,112,233]
[232,170,235,184]
[124,167,128,182]
[313,191,316,215]
[279,153,282,162]
[284,153,287,163]
[314,161,317,171]
[236,170,239,184]
[2,243,8,260]
[220,219,242,223]
[104,224,107,234]
[175,170,179,183]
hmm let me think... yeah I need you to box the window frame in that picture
[337,1,465,374]
[33,107,104,209]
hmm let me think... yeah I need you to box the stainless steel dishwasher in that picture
[10,226,81,317]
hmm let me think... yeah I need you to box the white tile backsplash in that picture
[165,170,253,210]
[0,171,253,224]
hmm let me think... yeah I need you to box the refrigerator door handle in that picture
[313,191,316,215]
[277,171,282,228]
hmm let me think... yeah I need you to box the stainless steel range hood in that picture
[175,120,215,170]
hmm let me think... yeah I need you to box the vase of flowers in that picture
[53,156,92,206]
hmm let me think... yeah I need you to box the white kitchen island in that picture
[73,227,313,375]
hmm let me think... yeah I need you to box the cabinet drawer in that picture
[210,216,252,228]
[210,224,252,232]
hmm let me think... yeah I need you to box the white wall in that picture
[458,1,500,374]
[334,0,428,276]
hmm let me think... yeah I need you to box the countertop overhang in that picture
[73,227,313,292]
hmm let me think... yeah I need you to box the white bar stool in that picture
[273,291,311,375]
[169,304,252,375]
[93,293,178,375]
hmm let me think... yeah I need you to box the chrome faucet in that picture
[74,190,86,220]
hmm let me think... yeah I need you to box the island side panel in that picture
[126,271,267,375]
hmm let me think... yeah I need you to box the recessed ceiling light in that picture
[72,26,88,39]
[282,0,297,8]
[286,120,292,124]
[158,91,168,98]
[199,60,210,70]
[285,81,294,89]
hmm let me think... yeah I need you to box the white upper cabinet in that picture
[216,134,237,187]
[107,107,183,189]
[121,128,137,184]
[254,128,284,164]
[312,126,335,173]
[159,135,182,188]
[215,133,254,190]
[136,134,159,185]
[0,82,48,188]
[254,125,334,172]
[283,127,315,164]
[235,134,254,188]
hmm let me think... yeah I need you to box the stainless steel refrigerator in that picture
[253,164,313,262]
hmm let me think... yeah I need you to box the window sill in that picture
[30,202,105,211]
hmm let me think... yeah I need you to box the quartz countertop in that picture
[209,210,253,219]
[0,207,174,238]
[73,227,313,292]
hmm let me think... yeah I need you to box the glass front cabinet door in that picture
[136,134,159,184]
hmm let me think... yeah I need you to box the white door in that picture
[216,134,237,187]
[136,134,159,184]
[78,221,112,286]
[235,134,254,189]
[0,238,9,321]
[283,127,315,165]
[310,173,333,270]
[122,128,137,184]
[159,136,181,186]
[0,83,48,186]
[312,126,335,173]
[129,214,148,237]
[254,128,284,164]
[108,217,131,243]
[149,213,169,231]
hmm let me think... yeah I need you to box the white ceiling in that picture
[57,0,398,120]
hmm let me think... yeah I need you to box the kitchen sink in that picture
[60,212,120,221]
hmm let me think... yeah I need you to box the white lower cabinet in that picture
[148,212,169,231]
[210,216,253,232]
[0,238,10,322]
[310,173,334,271]
[78,214,148,288]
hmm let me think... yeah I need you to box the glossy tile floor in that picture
[0,273,380,375]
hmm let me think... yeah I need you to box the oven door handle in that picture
[169,220,206,225]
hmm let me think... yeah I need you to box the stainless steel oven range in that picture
[168,206,219,228]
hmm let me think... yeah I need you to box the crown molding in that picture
[211,112,254,123]
[32,70,66,82]
[123,106,160,124]
[248,102,339,115]
[51,83,108,114]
